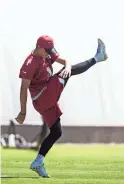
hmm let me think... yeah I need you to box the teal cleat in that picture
[94,38,108,62]
[30,159,50,178]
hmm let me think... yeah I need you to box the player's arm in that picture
[56,57,72,78]
[50,50,71,67]
[20,79,31,114]
[16,56,37,124]
[50,51,72,78]
[56,57,71,67]
[15,79,31,124]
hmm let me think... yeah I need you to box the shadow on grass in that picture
[1,176,39,179]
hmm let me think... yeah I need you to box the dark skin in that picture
[15,47,71,124]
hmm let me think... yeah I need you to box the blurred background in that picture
[0,0,124,147]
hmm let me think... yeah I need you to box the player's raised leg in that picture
[71,38,108,76]
[57,38,108,79]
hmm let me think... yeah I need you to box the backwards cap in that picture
[36,35,60,61]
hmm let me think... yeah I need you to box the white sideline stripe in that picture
[32,86,47,101]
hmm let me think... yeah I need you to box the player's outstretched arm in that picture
[15,79,31,124]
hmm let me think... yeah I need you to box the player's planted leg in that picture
[30,158,49,178]
[30,118,61,178]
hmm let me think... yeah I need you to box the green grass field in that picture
[1,144,124,184]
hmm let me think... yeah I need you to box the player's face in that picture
[38,48,49,58]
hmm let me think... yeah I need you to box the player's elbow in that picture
[56,57,66,65]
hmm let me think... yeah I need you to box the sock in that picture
[94,56,99,63]
[38,118,61,157]
[70,58,96,76]
[35,154,44,162]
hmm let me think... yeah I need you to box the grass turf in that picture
[1,144,124,184]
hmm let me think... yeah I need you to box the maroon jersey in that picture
[19,52,59,99]
[19,35,65,127]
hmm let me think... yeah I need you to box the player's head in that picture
[36,35,58,58]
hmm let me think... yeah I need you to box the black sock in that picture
[38,118,62,156]
[71,58,96,76]
[56,58,96,86]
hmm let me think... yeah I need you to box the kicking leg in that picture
[57,38,108,78]
[71,39,108,76]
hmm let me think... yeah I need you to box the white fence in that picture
[0,0,124,126]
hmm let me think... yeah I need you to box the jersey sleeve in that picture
[19,56,38,80]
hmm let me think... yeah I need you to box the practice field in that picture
[1,144,124,184]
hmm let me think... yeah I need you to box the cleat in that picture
[30,160,50,178]
[94,38,108,62]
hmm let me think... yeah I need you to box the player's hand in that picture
[15,112,26,124]
[59,65,71,78]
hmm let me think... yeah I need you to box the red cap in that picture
[36,35,54,49]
